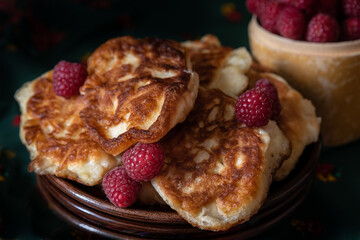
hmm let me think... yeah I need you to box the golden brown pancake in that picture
[183,35,251,97]
[80,36,199,156]
[152,88,290,231]
[185,35,320,181]
[246,65,321,181]
[15,71,121,186]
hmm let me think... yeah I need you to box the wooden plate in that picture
[38,175,313,239]
[37,141,321,239]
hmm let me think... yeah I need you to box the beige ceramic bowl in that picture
[248,16,360,147]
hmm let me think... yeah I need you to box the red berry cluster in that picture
[235,79,281,128]
[102,142,164,208]
[246,0,360,42]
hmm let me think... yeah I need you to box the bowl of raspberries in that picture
[247,0,360,147]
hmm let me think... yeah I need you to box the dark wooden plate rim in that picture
[38,174,313,239]
[40,140,321,225]
[38,174,313,234]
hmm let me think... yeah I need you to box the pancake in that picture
[185,35,320,181]
[246,65,321,181]
[183,34,251,97]
[80,36,199,156]
[152,88,291,231]
[15,71,121,186]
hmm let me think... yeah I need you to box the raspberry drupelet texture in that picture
[306,13,340,42]
[342,17,360,40]
[246,0,258,14]
[276,0,291,4]
[342,0,360,17]
[290,0,315,10]
[259,1,283,33]
[277,6,306,40]
[255,79,281,120]
[53,60,87,98]
[235,88,272,128]
[102,166,140,208]
[256,0,268,16]
[123,142,164,182]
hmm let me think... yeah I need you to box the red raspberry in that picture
[277,6,306,40]
[291,0,315,10]
[246,0,258,14]
[342,0,360,17]
[342,17,360,40]
[306,13,340,42]
[275,0,291,4]
[235,88,272,128]
[102,166,140,208]
[256,0,268,16]
[52,60,87,98]
[255,79,281,120]
[259,1,283,33]
[123,142,164,182]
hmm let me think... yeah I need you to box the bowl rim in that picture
[248,15,360,57]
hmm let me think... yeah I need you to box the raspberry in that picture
[235,88,272,128]
[52,60,87,98]
[275,0,291,3]
[246,0,258,14]
[291,0,315,10]
[259,1,283,33]
[123,142,164,182]
[342,17,360,40]
[277,6,306,40]
[102,166,140,208]
[342,0,360,17]
[256,0,268,16]
[306,14,340,43]
[255,79,281,120]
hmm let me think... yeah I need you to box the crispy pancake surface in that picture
[185,35,320,181]
[183,35,251,97]
[15,72,121,186]
[152,88,290,231]
[246,66,321,181]
[80,36,199,156]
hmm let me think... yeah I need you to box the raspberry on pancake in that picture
[152,88,291,231]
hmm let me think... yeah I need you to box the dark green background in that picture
[0,0,359,239]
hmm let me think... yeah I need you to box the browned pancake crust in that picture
[24,75,114,185]
[155,88,268,229]
[184,35,233,86]
[80,36,195,156]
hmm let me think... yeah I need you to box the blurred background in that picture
[0,0,359,239]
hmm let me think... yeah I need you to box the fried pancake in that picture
[152,88,290,231]
[185,35,320,181]
[80,36,199,156]
[246,65,321,181]
[183,34,251,97]
[15,71,121,186]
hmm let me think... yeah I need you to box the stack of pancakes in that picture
[15,35,320,231]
